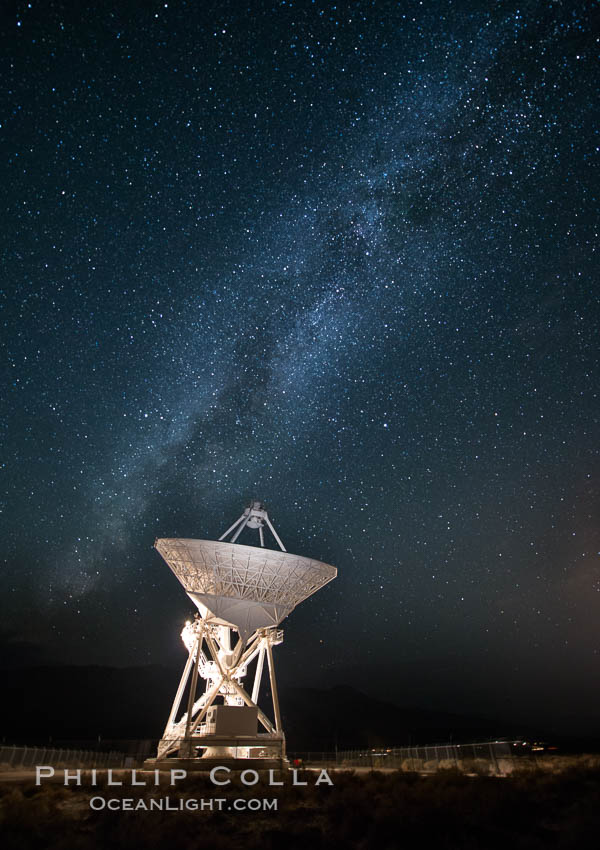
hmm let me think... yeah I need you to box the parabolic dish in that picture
[155,538,337,641]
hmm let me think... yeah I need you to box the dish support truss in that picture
[157,615,285,760]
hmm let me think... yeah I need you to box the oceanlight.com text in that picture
[89,796,278,812]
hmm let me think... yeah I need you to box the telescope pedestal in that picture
[151,617,287,767]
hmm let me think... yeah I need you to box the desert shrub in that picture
[1,763,599,849]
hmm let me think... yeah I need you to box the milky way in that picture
[1,0,598,729]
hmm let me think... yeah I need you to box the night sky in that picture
[2,0,598,733]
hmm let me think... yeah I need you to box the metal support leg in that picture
[183,635,203,751]
[266,638,282,733]
[230,514,251,543]
[165,645,195,732]
[252,645,265,703]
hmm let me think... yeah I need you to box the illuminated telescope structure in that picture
[148,501,337,769]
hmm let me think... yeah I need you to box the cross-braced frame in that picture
[157,616,285,760]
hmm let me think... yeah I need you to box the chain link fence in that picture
[0,745,127,769]
[1,740,543,776]
[289,740,538,776]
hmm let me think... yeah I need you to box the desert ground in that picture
[1,759,599,849]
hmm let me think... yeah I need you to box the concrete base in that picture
[143,757,290,772]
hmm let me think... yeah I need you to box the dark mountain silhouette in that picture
[280,684,524,750]
[0,664,537,750]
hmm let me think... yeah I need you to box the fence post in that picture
[488,742,500,776]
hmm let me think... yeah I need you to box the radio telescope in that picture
[147,501,337,768]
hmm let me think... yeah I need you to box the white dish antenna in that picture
[150,500,337,766]
[155,501,336,642]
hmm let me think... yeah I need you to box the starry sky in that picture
[2,0,598,733]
